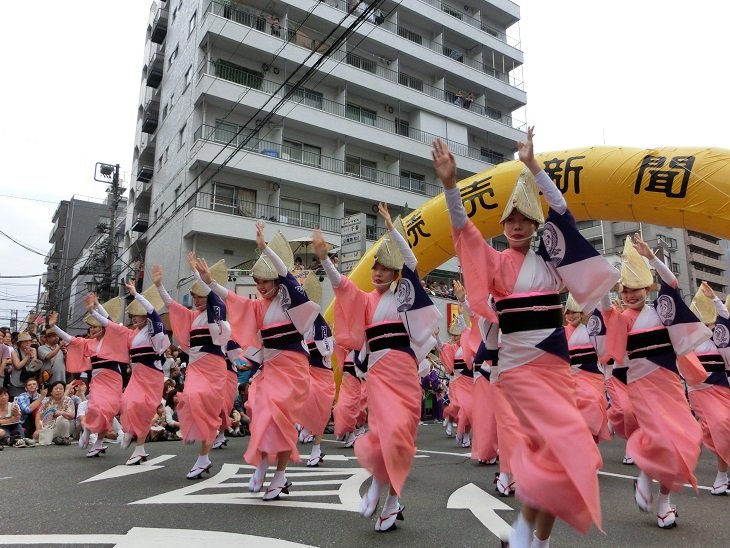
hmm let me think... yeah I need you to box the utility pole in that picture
[94,163,122,302]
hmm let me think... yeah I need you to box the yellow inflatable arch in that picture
[326,145,730,321]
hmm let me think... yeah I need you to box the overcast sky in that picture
[1,1,728,324]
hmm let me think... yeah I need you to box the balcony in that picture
[688,235,723,254]
[141,100,160,134]
[151,8,169,44]
[200,60,517,160]
[193,124,442,197]
[689,252,727,272]
[131,213,149,233]
[147,53,164,88]
[186,192,341,239]
[203,1,526,115]
[136,164,154,183]
[692,270,727,289]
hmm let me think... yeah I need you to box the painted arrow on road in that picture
[447,483,514,541]
[80,455,176,483]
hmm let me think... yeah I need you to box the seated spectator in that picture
[437,281,449,297]
[164,389,182,440]
[233,383,251,436]
[16,376,45,439]
[34,381,75,445]
[163,377,177,398]
[148,401,168,442]
[0,387,23,446]
[293,256,305,271]
[68,377,88,438]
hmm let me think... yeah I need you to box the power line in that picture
[0,229,47,256]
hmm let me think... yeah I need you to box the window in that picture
[154,208,159,221]
[395,118,410,137]
[214,120,258,150]
[346,155,377,181]
[442,5,463,20]
[174,185,182,208]
[346,52,376,74]
[285,85,323,110]
[397,26,422,45]
[172,2,178,21]
[214,59,263,89]
[280,197,320,228]
[162,103,168,120]
[400,170,426,193]
[189,11,197,35]
[480,147,504,164]
[486,107,503,122]
[169,45,178,67]
[164,146,169,164]
[170,91,175,107]
[212,183,236,214]
[365,213,379,240]
[346,103,376,126]
[398,72,423,92]
[178,123,186,150]
[282,140,321,167]
[671,262,680,275]
[657,234,678,250]
[184,66,192,88]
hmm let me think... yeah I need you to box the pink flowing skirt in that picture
[299,367,336,436]
[470,376,498,462]
[492,380,524,474]
[688,386,730,463]
[355,350,421,496]
[605,377,638,440]
[334,373,362,437]
[220,371,238,430]
[244,350,310,466]
[627,367,702,491]
[86,369,123,435]
[500,363,603,534]
[120,364,164,439]
[176,355,227,444]
[572,370,611,442]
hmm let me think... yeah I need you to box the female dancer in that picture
[564,294,611,444]
[685,282,730,495]
[49,296,129,458]
[119,282,170,465]
[297,273,336,467]
[437,316,474,447]
[153,256,231,479]
[197,223,318,500]
[312,203,440,532]
[603,235,708,528]
[433,128,618,547]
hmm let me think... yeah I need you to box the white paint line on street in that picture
[416,448,472,458]
[598,470,712,492]
[448,483,513,541]
[80,454,176,483]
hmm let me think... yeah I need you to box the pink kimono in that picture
[298,316,336,438]
[333,347,365,437]
[445,171,618,533]
[439,341,474,435]
[468,321,499,462]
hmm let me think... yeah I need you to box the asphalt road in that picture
[0,422,727,547]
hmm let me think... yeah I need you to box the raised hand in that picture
[152,265,163,287]
[311,230,329,261]
[124,280,137,297]
[186,251,198,273]
[631,233,655,260]
[255,221,266,250]
[517,126,536,165]
[48,311,58,328]
[700,280,715,299]
[84,293,97,310]
[431,139,457,189]
[452,280,466,302]
[196,257,213,285]
[378,202,394,230]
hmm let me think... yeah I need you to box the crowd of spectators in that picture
[421,279,460,300]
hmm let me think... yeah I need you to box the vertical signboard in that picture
[339,213,367,274]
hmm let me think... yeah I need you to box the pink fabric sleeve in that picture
[100,322,134,363]
[452,222,501,323]
[167,300,195,353]
[224,292,261,349]
[602,306,630,365]
[65,338,92,373]
[332,276,369,352]
[439,343,457,374]
[678,354,709,386]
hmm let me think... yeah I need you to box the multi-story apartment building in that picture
[123,0,527,301]
[45,197,114,329]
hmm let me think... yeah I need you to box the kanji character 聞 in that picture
[634,155,695,198]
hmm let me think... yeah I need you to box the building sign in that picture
[339,213,367,274]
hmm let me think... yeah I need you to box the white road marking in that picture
[448,483,513,541]
[80,455,176,483]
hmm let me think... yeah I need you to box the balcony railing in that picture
[204,0,525,106]
[147,53,164,88]
[191,191,342,233]
[202,60,509,163]
[151,7,169,44]
[131,213,150,233]
[136,165,154,183]
[194,123,443,197]
[141,100,160,134]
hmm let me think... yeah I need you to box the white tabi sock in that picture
[270,470,286,488]
[368,477,384,501]
[194,454,211,469]
[530,532,550,548]
[254,456,269,483]
[132,444,147,457]
[657,492,672,516]
[637,470,652,499]
[714,471,728,486]
[508,513,534,548]
[310,444,321,460]
[92,436,104,450]
[498,472,511,486]
[380,494,399,517]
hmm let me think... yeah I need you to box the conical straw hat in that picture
[619,236,653,289]
[86,296,123,326]
[689,286,717,325]
[448,315,463,336]
[302,271,322,306]
[191,259,228,296]
[252,232,294,280]
[499,167,545,225]
[565,293,582,313]
[126,285,165,316]
[373,217,407,271]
